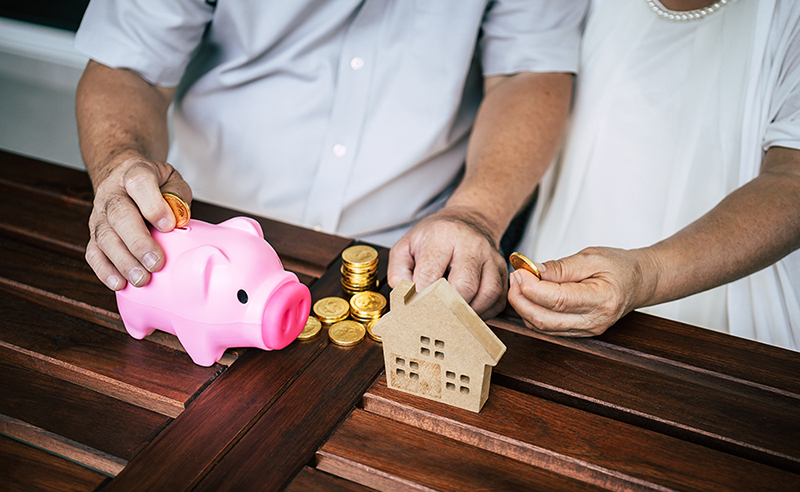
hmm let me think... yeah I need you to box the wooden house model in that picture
[371,278,506,413]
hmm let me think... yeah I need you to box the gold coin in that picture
[296,316,322,340]
[341,264,378,276]
[341,245,378,267]
[313,297,350,323]
[365,318,382,343]
[162,192,191,228]
[328,320,366,347]
[509,252,541,279]
[350,291,387,317]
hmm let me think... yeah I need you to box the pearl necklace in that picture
[645,0,734,21]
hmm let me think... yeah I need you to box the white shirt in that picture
[74,0,587,245]
[519,0,800,350]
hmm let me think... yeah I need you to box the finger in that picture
[516,268,601,315]
[459,255,507,317]
[472,263,508,319]
[410,240,451,292]
[445,253,482,307]
[387,238,415,288]
[85,238,126,290]
[508,271,610,336]
[123,162,176,232]
[161,166,193,204]
[91,210,153,287]
[102,192,165,279]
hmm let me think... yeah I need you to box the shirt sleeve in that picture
[479,0,589,77]
[74,0,214,86]
[763,4,800,151]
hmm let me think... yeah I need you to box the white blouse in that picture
[519,0,800,350]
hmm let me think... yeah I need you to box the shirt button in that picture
[333,144,347,157]
[350,57,364,70]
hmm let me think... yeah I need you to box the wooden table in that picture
[1,150,799,491]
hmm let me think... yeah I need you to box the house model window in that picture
[371,278,506,413]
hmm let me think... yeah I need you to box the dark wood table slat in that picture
[0,433,109,492]
[284,467,377,492]
[317,409,607,492]
[190,264,387,492]
[363,375,800,491]
[0,355,170,470]
[493,312,800,400]
[491,327,800,472]
[193,340,385,492]
[0,186,89,257]
[0,293,222,417]
[0,151,94,209]
[99,332,330,492]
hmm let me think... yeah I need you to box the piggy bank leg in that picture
[173,324,225,367]
[116,298,157,340]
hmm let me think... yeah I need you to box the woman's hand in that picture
[507,247,658,336]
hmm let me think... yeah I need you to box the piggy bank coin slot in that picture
[237,289,249,304]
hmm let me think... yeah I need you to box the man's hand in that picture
[507,247,657,336]
[387,207,508,319]
[77,60,181,290]
[86,156,191,290]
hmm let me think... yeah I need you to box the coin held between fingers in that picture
[509,252,542,279]
[162,192,191,229]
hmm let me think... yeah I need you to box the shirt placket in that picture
[302,0,385,233]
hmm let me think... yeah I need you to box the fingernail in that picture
[157,218,171,231]
[130,267,146,286]
[510,271,520,286]
[143,252,159,271]
[536,262,547,273]
[106,275,121,290]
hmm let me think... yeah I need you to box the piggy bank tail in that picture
[261,279,311,350]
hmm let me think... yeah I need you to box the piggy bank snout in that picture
[261,279,311,350]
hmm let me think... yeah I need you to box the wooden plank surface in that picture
[0,354,169,473]
[317,409,606,492]
[191,258,387,492]
[0,293,221,417]
[363,375,800,491]
[99,329,331,492]
[0,183,89,257]
[284,467,377,492]
[0,151,94,208]
[493,312,800,399]
[0,433,109,492]
[489,325,800,473]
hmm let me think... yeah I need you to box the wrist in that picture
[436,203,505,249]
[629,247,663,310]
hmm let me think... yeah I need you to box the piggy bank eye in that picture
[237,289,248,304]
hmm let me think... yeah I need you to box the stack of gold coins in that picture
[341,245,379,295]
[313,297,350,325]
[349,291,387,324]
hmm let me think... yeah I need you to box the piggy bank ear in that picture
[219,217,263,238]
[173,245,230,301]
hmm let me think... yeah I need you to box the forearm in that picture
[636,146,800,308]
[76,60,176,189]
[445,72,573,246]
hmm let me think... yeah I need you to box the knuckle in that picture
[103,195,130,224]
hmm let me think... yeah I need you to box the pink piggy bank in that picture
[116,217,311,366]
